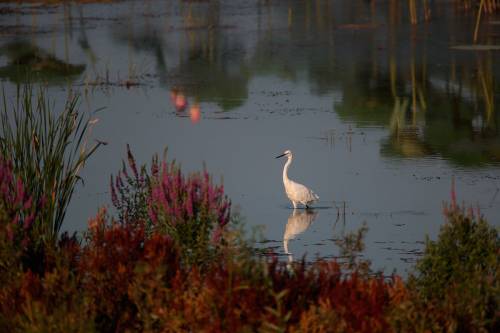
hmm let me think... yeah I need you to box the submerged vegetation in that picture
[0,86,498,330]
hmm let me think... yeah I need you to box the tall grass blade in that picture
[0,84,103,244]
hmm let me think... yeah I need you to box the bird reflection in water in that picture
[283,209,318,262]
[169,89,202,124]
[170,89,188,112]
[189,103,201,123]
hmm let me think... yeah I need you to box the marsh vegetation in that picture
[0,1,500,331]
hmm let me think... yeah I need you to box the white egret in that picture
[276,150,319,209]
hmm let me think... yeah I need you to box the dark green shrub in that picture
[410,203,499,331]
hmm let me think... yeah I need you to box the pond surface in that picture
[1,0,500,276]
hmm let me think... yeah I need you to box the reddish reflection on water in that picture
[170,89,201,123]
[189,103,201,124]
[170,89,188,112]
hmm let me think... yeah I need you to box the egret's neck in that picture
[282,157,292,184]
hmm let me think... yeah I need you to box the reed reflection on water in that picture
[2,1,498,164]
[157,0,499,166]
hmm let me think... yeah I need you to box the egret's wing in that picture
[286,181,308,200]
[309,189,320,201]
[286,180,319,202]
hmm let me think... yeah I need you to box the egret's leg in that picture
[292,201,297,209]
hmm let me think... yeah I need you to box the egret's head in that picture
[275,150,292,159]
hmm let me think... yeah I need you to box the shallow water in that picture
[1,0,499,276]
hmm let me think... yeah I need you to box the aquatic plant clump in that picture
[149,162,231,235]
[0,85,102,244]
[110,147,231,264]
[148,158,231,263]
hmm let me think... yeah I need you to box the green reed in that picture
[0,84,102,244]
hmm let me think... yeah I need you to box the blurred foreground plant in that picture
[408,202,499,331]
[0,157,38,280]
[334,223,372,276]
[0,84,102,244]
[0,158,37,248]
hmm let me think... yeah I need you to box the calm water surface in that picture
[1,0,499,275]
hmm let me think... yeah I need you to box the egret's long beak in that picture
[275,153,286,159]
